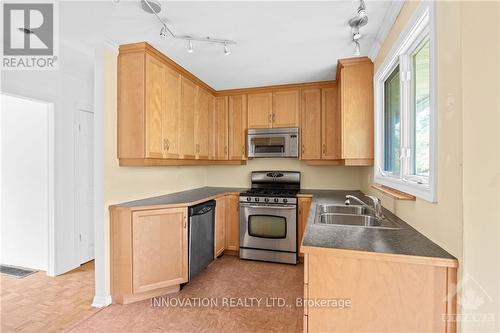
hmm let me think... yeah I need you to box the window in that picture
[374,2,436,202]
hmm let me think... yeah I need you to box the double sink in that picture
[314,204,401,229]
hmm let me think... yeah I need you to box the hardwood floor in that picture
[70,256,304,333]
[1,261,97,333]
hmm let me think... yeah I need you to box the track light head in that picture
[224,43,230,56]
[187,40,194,53]
[160,25,167,38]
[354,41,361,56]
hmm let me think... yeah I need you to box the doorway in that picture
[0,92,54,273]
[75,107,95,264]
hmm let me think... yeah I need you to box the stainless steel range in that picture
[239,171,300,264]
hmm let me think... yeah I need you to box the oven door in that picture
[239,203,296,252]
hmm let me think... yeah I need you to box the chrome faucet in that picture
[345,195,384,219]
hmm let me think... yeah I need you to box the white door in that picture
[75,108,94,264]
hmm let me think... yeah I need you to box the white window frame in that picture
[374,1,437,202]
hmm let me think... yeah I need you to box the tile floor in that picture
[70,255,304,333]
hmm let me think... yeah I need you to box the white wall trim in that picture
[47,102,56,277]
[91,295,112,308]
[373,1,437,203]
[368,0,405,61]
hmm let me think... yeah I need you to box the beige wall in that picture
[206,160,363,189]
[361,1,500,331]
[461,2,500,332]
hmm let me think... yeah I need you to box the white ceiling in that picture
[60,1,398,90]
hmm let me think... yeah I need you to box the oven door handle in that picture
[240,203,296,210]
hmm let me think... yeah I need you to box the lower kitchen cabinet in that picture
[297,196,312,257]
[303,251,457,333]
[225,194,240,252]
[214,196,226,257]
[110,206,188,304]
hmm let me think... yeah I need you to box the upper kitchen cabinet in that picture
[180,77,197,159]
[321,86,341,160]
[163,67,181,159]
[213,96,229,160]
[195,88,212,160]
[300,88,322,160]
[228,95,248,160]
[247,90,299,129]
[117,42,242,166]
[247,92,273,128]
[337,57,374,163]
[272,90,300,127]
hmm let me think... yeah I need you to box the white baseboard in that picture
[92,295,112,308]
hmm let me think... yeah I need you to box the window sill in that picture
[371,184,416,201]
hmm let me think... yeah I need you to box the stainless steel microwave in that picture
[247,128,299,158]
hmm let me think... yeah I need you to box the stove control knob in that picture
[283,198,288,203]
[274,198,279,203]
[246,197,251,202]
[264,198,269,203]
[255,197,260,202]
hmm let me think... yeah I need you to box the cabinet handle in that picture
[163,139,170,151]
[301,145,305,155]
[184,217,187,229]
[322,144,326,154]
[224,146,228,155]
[272,113,276,122]
[268,114,272,123]
[242,145,245,156]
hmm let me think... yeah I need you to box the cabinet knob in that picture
[272,113,276,122]
[163,139,170,151]
[301,145,305,154]
[322,144,326,154]
[268,114,272,123]
[242,145,245,156]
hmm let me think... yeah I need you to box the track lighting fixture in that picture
[348,0,368,56]
[141,0,236,55]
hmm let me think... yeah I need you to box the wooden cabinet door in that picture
[214,196,226,257]
[179,77,197,159]
[272,90,299,128]
[300,89,322,160]
[339,62,374,160]
[224,194,239,251]
[163,67,181,159]
[247,93,272,128]
[195,88,211,159]
[298,197,312,256]
[145,54,165,158]
[131,207,188,294]
[213,96,228,160]
[228,95,247,160]
[208,94,215,160]
[321,86,341,160]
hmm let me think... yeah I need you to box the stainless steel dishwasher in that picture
[188,200,215,281]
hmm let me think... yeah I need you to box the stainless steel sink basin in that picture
[314,204,401,229]
[318,204,369,215]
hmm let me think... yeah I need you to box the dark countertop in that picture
[113,187,247,208]
[300,190,457,263]
[112,187,457,264]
